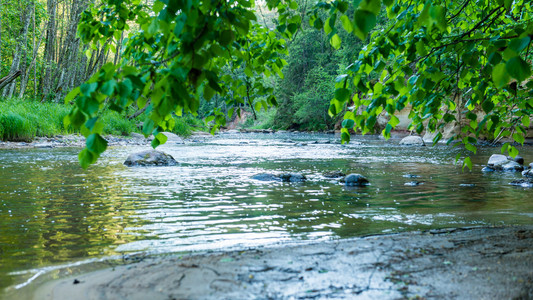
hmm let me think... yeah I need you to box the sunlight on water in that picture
[1,132,532,292]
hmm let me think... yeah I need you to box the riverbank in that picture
[28,226,533,300]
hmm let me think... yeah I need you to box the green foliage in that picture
[0,98,156,141]
[320,0,533,165]
[66,0,298,167]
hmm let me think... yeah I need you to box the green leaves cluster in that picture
[322,0,533,169]
[67,0,298,167]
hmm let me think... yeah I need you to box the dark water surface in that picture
[1,133,532,293]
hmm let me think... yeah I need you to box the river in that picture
[1,132,532,294]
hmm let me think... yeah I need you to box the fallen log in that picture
[0,70,23,91]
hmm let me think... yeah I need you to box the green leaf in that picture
[342,119,355,128]
[335,88,351,102]
[508,145,519,158]
[506,57,531,82]
[359,0,381,15]
[79,148,97,169]
[353,10,377,40]
[330,34,342,50]
[522,116,530,127]
[289,1,298,9]
[341,131,351,144]
[86,133,108,154]
[509,37,531,53]
[100,80,117,96]
[340,15,353,33]
[389,115,400,127]
[513,133,525,145]
[462,157,472,171]
[492,63,510,88]
[64,87,81,104]
[219,30,234,47]
[80,82,98,96]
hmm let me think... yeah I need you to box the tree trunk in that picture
[2,5,32,98]
[0,71,23,91]
[19,22,46,98]
[41,0,58,97]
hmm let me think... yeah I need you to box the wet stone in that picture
[343,174,369,187]
[124,150,178,167]
[251,173,281,182]
[404,181,424,186]
[399,136,425,146]
[522,169,533,178]
[509,179,533,188]
[280,173,306,182]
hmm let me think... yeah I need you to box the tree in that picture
[316,0,532,169]
[68,0,532,169]
[64,0,299,167]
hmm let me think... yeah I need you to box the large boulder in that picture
[487,154,510,168]
[343,173,369,187]
[124,150,178,167]
[486,154,524,172]
[399,136,425,146]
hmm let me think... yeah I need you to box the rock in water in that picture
[485,154,524,172]
[522,169,533,178]
[507,155,525,165]
[509,179,533,188]
[251,173,281,181]
[124,150,178,167]
[404,181,424,186]
[501,161,524,172]
[344,174,369,186]
[280,173,306,182]
[487,154,509,169]
[399,136,425,146]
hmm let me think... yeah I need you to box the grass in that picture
[0,97,208,142]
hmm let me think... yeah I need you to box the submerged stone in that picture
[522,169,533,178]
[501,161,524,172]
[404,181,424,186]
[509,179,533,188]
[280,173,306,182]
[481,166,496,172]
[251,173,281,181]
[343,173,369,186]
[402,174,421,178]
[124,150,178,167]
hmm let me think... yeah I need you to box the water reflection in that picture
[1,133,532,291]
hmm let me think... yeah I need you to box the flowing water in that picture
[1,132,532,294]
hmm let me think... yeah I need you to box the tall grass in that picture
[0,98,208,141]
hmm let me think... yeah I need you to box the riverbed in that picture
[1,132,532,297]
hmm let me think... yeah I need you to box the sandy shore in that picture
[27,226,533,300]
